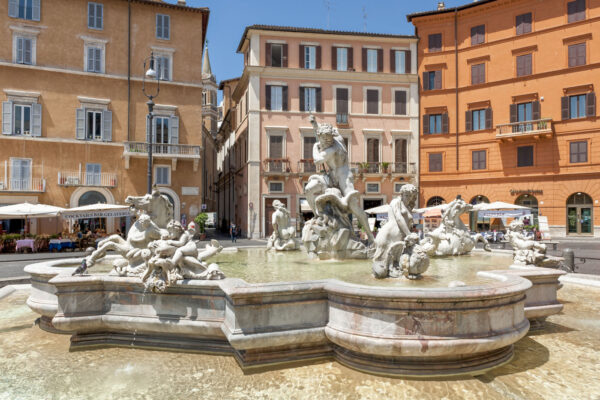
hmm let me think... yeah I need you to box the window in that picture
[156,55,171,81]
[304,45,316,69]
[570,141,588,163]
[394,138,408,172]
[466,108,490,131]
[429,153,443,172]
[366,89,379,114]
[393,50,409,74]
[336,47,348,71]
[567,0,585,23]
[472,150,486,170]
[86,110,102,140]
[153,116,179,153]
[15,37,32,64]
[302,136,316,171]
[75,107,112,141]
[517,102,533,122]
[366,49,378,72]
[428,33,442,52]
[366,183,380,193]
[86,46,102,73]
[13,104,31,135]
[423,113,448,134]
[10,158,31,191]
[85,163,101,186]
[516,13,532,35]
[335,87,349,117]
[568,43,586,67]
[562,92,595,120]
[266,85,285,111]
[471,63,485,85]
[88,2,103,30]
[8,0,40,21]
[471,25,485,45]
[510,101,540,131]
[156,14,170,40]
[272,44,282,67]
[269,182,283,193]
[155,165,170,185]
[517,145,534,167]
[366,138,380,172]
[394,90,407,115]
[394,183,404,193]
[516,54,532,76]
[301,87,317,112]
[268,135,283,162]
[423,71,441,90]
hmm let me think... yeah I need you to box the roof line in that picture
[125,0,209,13]
[406,0,497,22]
[236,24,417,53]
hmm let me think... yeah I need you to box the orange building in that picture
[216,25,419,238]
[408,0,600,237]
[0,0,211,233]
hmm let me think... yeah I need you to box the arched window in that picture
[427,196,445,207]
[470,195,490,205]
[567,192,593,235]
[78,190,107,206]
[567,193,593,205]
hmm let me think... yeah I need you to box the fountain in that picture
[22,117,567,378]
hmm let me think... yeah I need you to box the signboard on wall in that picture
[538,216,551,239]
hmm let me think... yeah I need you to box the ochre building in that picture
[408,0,600,237]
[0,0,210,233]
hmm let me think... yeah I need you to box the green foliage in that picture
[194,212,209,233]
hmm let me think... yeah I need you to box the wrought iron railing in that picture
[58,172,117,187]
[124,142,201,156]
[262,158,291,174]
[496,118,553,136]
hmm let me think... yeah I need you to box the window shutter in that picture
[516,56,523,76]
[577,43,586,65]
[316,46,321,69]
[87,47,94,71]
[465,110,472,132]
[8,0,18,18]
[164,15,170,39]
[390,49,395,73]
[423,71,429,90]
[95,48,102,72]
[32,103,42,136]
[405,50,411,73]
[568,45,577,67]
[561,96,570,120]
[156,15,162,38]
[434,70,442,89]
[395,91,406,115]
[282,86,288,111]
[96,4,103,29]
[76,108,85,139]
[332,46,337,70]
[336,88,348,114]
[299,87,305,112]
[347,47,353,70]
[265,43,271,66]
[24,39,31,64]
[532,101,540,120]
[32,0,40,21]
[516,14,522,35]
[423,114,430,134]
[362,48,367,72]
[102,110,112,141]
[442,113,449,133]
[298,45,304,68]
[282,44,288,67]
[587,92,596,117]
[316,87,322,112]
[377,49,383,72]
[510,104,517,123]
[485,108,493,129]
[16,38,23,63]
[265,85,271,110]
[170,115,179,145]
[2,101,13,135]
[524,13,532,32]
[88,3,95,27]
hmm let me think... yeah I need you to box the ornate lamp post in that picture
[142,52,160,194]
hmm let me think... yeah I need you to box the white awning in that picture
[364,204,390,214]
[299,199,313,213]
[0,203,65,219]
[472,201,530,211]
[61,203,132,219]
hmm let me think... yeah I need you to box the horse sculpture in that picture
[125,188,174,229]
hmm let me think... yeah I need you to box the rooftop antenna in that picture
[324,0,331,29]
[362,6,367,32]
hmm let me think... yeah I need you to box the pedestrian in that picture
[230,223,237,243]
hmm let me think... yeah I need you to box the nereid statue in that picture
[267,200,299,251]
[302,115,373,259]
[506,220,563,267]
[82,187,225,293]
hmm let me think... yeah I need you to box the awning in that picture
[478,209,532,218]
[365,204,390,214]
[472,201,530,211]
[61,203,132,219]
[423,207,443,218]
[0,203,65,219]
[299,199,313,213]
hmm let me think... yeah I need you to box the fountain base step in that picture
[233,343,333,371]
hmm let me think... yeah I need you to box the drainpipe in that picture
[127,0,131,141]
[455,8,459,171]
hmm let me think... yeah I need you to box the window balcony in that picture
[496,118,553,141]
[352,162,382,174]
[391,162,417,175]
[262,158,292,178]
[336,113,349,126]
[297,159,320,175]
[0,178,46,192]
[58,172,117,188]
[123,142,202,171]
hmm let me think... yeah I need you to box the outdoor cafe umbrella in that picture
[0,202,65,233]
[364,204,390,214]
[472,201,531,219]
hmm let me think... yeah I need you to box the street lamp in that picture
[142,52,160,194]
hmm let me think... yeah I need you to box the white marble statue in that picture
[79,188,225,293]
[427,197,490,256]
[302,115,372,259]
[267,200,299,251]
[506,220,563,268]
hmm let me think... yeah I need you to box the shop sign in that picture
[510,189,543,196]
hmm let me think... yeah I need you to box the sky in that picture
[166,0,471,93]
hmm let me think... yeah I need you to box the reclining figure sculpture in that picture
[505,219,563,268]
[267,200,299,251]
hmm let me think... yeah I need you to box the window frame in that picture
[336,47,348,71]
[517,145,534,167]
[471,63,485,85]
[154,164,171,186]
[12,31,37,65]
[270,43,283,68]
[156,13,171,40]
[567,0,586,23]
[366,48,378,73]
[268,181,284,194]
[13,103,32,135]
[333,85,351,115]
[394,50,407,74]
[85,163,102,186]
[428,114,443,134]
[471,149,487,170]
[569,94,587,119]
[270,85,283,112]
[364,87,381,115]
[568,42,586,67]
[428,152,443,172]
[154,53,172,81]
[472,109,487,131]
[471,24,485,46]
[10,0,40,22]
[516,12,532,35]
[304,45,316,69]
[569,140,588,164]
[393,88,409,116]
[85,109,103,141]
[365,182,381,194]
[303,87,317,112]
[428,33,442,52]
[516,53,533,77]
[87,2,103,30]
[82,38,107,74]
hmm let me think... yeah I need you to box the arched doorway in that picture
[157,187,181,223]
[515,194,538,227]
[426,196,445,207]
[470,195,490,231]
[567,193,593,235]
[77,190,107,233]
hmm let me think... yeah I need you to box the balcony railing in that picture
[496,118,553,139]
[123,142,201,157]
[262,158,291,175]
[0,178,46,192]
[392,162,417,175]
[336,113,349,125]
[58,172,117,188]
[297,159,317,174]
[352,162,381,174]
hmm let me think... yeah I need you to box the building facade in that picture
[201,46,218,213]
[408,0,600,237]
[0,0,209,233]
[217,25,418,238]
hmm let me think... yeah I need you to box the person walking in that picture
[230,223,237,243]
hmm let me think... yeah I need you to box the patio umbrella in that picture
[473,201,531,219]
[364,204,390,214]
[0,202,65,234]
[61,203,132,219]
[472,201,529,211]
[414,204,449,215]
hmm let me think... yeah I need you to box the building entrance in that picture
[566,193,593,236]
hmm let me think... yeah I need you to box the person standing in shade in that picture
[230,223,237,243]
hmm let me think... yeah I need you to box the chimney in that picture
[437,1,445,9]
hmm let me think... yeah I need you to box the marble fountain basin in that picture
[24,250,565,378]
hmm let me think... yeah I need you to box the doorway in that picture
[566,193,593,236]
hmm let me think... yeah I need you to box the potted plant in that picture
[380,162,390,173]
[194,212,208,240]
[360,162,370,174]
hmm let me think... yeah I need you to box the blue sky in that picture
[167,0,470,89]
